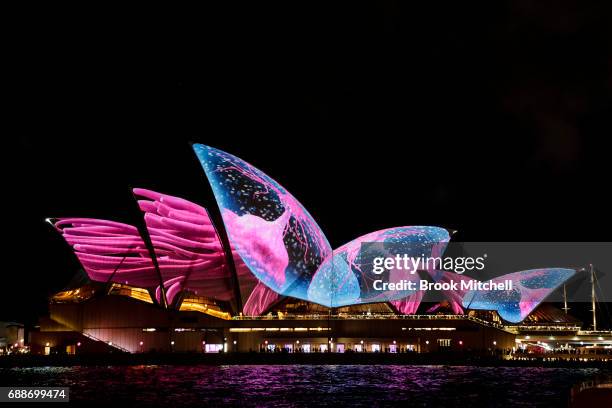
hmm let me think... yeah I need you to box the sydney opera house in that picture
[31,145,591,355]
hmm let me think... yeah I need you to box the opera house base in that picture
[25,294,517,356]
[21,287,611,367]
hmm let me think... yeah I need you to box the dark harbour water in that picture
[0,365,608,407]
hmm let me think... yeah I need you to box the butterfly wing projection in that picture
[392,236,455,314]
[395,269,476,315]
[193,144,456,309]
[134,188,273,312]
[390,291,425,315]
[424,270,475,315]
[193,144,332,303]
[461,268,576,323]
[133,188,238,305]
[52,189,274,313]
[308,226,451,307]
[52,145,577,320]
[53,218,161,288]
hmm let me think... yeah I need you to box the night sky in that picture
[6,3,611,324]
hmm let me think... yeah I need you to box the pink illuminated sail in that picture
[133,188,233,305]
[53,218,160,288]
[193,144,332,303]
[462,267,576,323]
[50,145,578,323]
[53,189,276,314]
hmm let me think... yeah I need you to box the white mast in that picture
[562,284,569,314]
[590,264,597,331]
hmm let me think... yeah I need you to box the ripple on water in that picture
[0,365,605,407]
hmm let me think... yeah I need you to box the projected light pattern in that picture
[243,281,281,316]
[53,218,160,288]
[430,270,475,314]
[54,214,230,303]
[192,145,575,318]
[461,268,576,323]
[391,270,474,315]
[49,145,578,322]
[390,291,424,315]
[308,226,450,307]
[54,189,271,312]
[193,144,332,301]
[134,188,233,304]
[193,144,456,308]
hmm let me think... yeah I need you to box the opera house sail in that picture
[36,144,579,354]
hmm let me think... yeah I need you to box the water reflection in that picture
[0,365,607,407]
